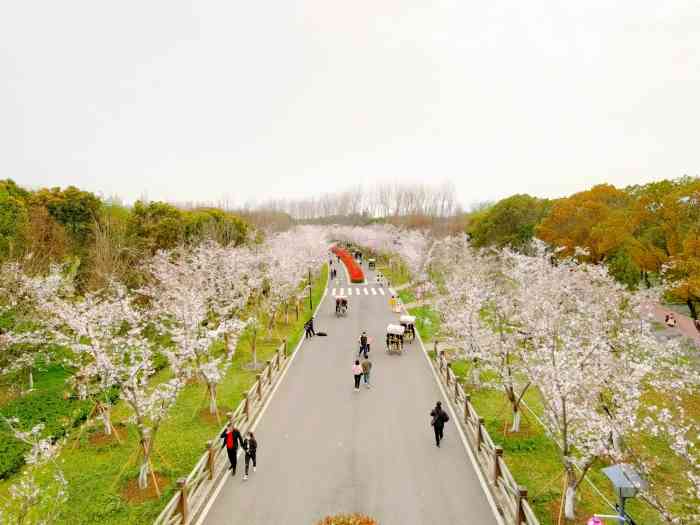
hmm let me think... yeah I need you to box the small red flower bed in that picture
[331,246,365,283]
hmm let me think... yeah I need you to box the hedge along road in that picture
[199,262,499,525]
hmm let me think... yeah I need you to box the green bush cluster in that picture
[0,366,96,479]
[0,179,250,292]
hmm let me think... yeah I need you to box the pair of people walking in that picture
[352,356,372,391]
[220,423,258,480]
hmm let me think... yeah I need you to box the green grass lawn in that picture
[398,289,416,305]
[407,305,440,343]
[0,266,328,525]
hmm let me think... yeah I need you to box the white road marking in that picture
[356,288,361,295]
[371,288,377,295]
[363,288,369,295]
[378,288,385,296]
[332,288,336,296]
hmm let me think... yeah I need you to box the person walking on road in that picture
[430,401,450,447]
[352,360,363,392]
[359,331,368,357]
[220,423,245,475]
[243,431,257,481]
[362,356,372,388]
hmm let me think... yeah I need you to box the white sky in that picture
[1,1,698,207]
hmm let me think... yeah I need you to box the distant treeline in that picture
[0,179,249,290]
[464,177,700,316]
[253,182,460,220]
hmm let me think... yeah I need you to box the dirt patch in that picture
[121,473,171,504]
[499,418,540,439]
[198,406,231,426]
[547,500,592,525]
[88,429,122,447]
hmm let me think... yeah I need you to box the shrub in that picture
[316,514,378,525]
[0,366,93,479]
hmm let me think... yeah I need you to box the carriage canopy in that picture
[387,324,405,336]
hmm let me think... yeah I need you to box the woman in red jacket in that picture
[220,422,244,476]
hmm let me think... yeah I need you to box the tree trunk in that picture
[252,329,258,368]
[138,438,152,489]
[687,299,698,320]
[267,311,276,339]
[563,458,578,519]
[100,404,112,435]
[28,368,33,391]
[208,383,217,415]
[510,408,521,433]
[470,364,480,387]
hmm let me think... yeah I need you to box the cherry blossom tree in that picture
[33,276,184,490]
[0,417,68,525]
[433,241,530,431]
[141,242,249,415]
[502,243,683,520]
[0,262,63,391]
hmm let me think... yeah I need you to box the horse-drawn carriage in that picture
[399,315,416,343]
[368,258,376,270]
[335,295,348,317]
[386,324,405,354]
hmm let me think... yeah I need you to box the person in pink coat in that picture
[352,360,363,391]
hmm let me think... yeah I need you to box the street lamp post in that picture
[308,268,313,311]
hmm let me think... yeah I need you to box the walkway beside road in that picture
[200,263,498,525]
[650,304,700,346]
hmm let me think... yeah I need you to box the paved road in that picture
[202,263,498,525]
[650,303,700,346]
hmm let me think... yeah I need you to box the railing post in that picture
[454,380,460,402]
[244,392,251,420]
[493,446,503,485]
[284,337,289,357]
[516,486,528,524]
[256,376,263,400]
[477,417,485,452]
[267,360,272,384]
[206,440,215,480]
[464,394,471,423]
[445,363,451,386]
[276,346,282,369]
[177,477,189,524]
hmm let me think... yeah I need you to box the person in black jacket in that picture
[220,423,244,476]
[430,401,450,447]
[243,431,258,480]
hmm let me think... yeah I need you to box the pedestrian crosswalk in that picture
[331,287,385,297]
